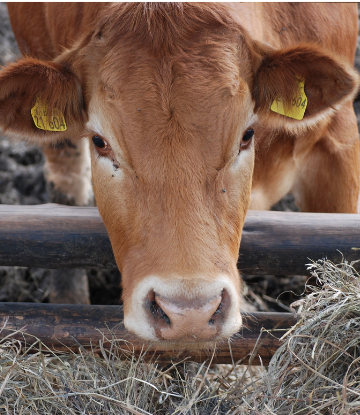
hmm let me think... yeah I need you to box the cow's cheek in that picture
[225,144,255,256]
[90,153,133,268]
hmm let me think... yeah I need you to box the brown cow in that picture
[1,3,359,345]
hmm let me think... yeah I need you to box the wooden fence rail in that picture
[0,203,359,275]
[0,302,297,365]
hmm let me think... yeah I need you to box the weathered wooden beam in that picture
[0,302,297,365]
[0,204,359,275]
[238,209,360,275]
[0,204,116,269]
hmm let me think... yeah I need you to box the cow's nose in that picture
[145,289,231,342]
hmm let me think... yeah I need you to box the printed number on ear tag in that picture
[31,100,67,131]
[271,79,307,121]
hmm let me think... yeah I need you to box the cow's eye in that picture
[240,128,254,150]
[91,134,119,169]
[92,135,108,149]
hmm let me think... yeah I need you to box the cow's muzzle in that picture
[124,275,242,344]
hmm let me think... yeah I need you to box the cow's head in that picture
[0,4,358,345]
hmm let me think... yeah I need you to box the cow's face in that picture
[0,4,358,345]
[86,25,256,343]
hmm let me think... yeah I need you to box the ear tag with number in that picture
[31,99,67,132]
[271,79,307,120]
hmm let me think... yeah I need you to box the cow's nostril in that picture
[145,290,171,326]
[208,289,230,325]
[150,298,171,325]
[209,300,223,325]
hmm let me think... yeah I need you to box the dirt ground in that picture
[0,3,359,312]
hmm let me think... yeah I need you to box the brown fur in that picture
[2,2,360,343]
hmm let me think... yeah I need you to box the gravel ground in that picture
[0,3,359,311]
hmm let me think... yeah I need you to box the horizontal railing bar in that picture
[0,204,359,274]
[0,302,298,365]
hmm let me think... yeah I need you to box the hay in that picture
[1,258,360,414]
[238,258,360,414]
[0,329,263,414]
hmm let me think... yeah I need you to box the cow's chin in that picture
[123,274,242,346]
[145,337,235,353]
[126,320,243,352]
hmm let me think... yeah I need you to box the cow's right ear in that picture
[249,42,360,132]
[0,57,86,142]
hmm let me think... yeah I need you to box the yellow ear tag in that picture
[271,79,307,120]
[31,100,67,132]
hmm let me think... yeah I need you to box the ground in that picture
[0,3,359,312]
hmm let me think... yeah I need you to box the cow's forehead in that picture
[96,3,244,56]
[99,36,247,96]
[101,57,246,121]
[95,2,253,95]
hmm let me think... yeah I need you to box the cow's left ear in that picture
[0,57,86,142]
[251,43,360,130]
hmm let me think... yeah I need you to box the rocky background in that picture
[0,3,359,311]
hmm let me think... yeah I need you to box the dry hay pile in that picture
[240,258,360,414]
[0,335,264,414]
[0,330,263,414]
[0,258,360,414]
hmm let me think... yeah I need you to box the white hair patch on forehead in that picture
[86,111,105,137]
